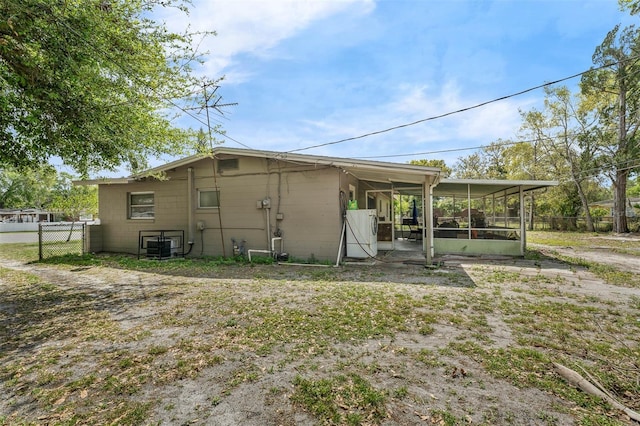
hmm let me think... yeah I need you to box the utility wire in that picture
[353,128,603,160]
[45,4,637,164]
[356,140,522,159]
[286,60,627,155]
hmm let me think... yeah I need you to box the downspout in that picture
[265,204,271,250]
[186,167,195,254]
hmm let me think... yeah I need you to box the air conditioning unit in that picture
[147,238,172,259]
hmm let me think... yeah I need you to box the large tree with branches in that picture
[0,0,212,176]
[581,17,640,233]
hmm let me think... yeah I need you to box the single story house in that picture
[0,208,55,223]
[77,147,556,264]
[590,197,640,218]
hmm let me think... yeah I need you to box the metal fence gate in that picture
[39,223,85,260]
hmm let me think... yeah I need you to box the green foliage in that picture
[409,158,452,177]
[0,0,212,175]
[589,206,608,220]
[0,165,57,208]
[0,167,97,218]
[581,21,640,232]
[48,173,98,220]
[452,140,511,179]
[291,374,387,424]
[628,174,640,196]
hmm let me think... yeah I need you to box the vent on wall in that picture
[218,158,239,173]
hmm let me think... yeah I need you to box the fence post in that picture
[38,223,43,261]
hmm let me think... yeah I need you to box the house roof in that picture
[76,147,442,186]
[74,148,558,196]
[434,178,558,198]
[590,197,640,208]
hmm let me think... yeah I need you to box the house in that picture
[0,208,55,223]
[590,197,640,218]
[77,148,556,263]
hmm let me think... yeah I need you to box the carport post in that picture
[424,182,433,265]
[38,223,43,261]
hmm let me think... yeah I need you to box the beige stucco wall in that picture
[98,173,189,255]
[98,155,344,261]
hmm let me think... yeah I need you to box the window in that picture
[198,189,220,208]
[129,192,154,219]
[217,158,238,173]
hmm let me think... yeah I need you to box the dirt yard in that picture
[0,233,639,425]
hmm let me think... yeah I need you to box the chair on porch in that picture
[402,218,422,240]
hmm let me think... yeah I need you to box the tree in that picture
[409,159,452,178]
[0,165,57,209]
[452,141,510,179]
[520,86,601,231]
[0,0,212,176]
[629,174,640,196]
[501,142,546,230]
[48,172,98,240]
[452,152,486,179]
[582,23,640,233]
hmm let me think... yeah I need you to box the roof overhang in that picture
[75,147,441,187]
[211,148,441,186]
[73,177,133,186]
[434,178,558,198]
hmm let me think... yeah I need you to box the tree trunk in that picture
[575,181,595,232]
[614,70,630,234]
[528,194,535,231]
[66,221,75,242]
[613,169,629,233]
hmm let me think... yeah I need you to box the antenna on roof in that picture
[202,82,238,150]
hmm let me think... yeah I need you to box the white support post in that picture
[424,182,433,265]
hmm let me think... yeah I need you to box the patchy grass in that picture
[529,230,640,256]
[528,231,640,288]
[1,233,640,424]
[291,373,387,424]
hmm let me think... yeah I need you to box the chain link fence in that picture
[39,223,85,260]
[532,216,640,232]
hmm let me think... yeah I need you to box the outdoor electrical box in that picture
[256,198,271,209]
[197,221,205,231]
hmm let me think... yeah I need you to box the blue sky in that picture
[157,0,634,169]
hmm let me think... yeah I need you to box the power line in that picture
[286,60,625,155]
[355,140,522,159]
[353,128,599,160]
[41,3,639,165]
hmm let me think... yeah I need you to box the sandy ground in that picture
[1,238,639,425]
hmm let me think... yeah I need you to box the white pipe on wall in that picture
[265,206,271,248]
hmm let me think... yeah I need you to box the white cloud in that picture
[278,81,534,160]
[157,0,374,79]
